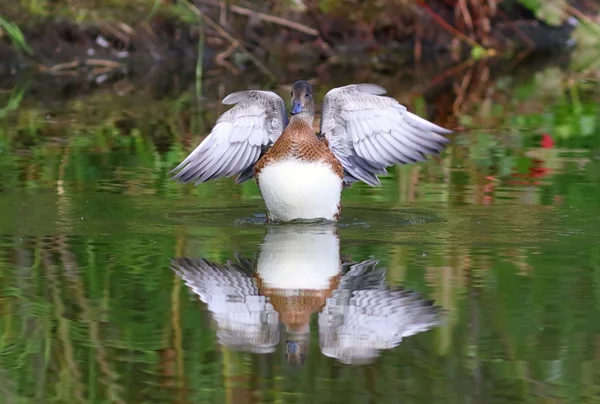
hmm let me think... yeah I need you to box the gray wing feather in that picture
[171,256,280,353]
[171,90,288,185]
[170,257,260,300]
[320,84,452,186]
[319,259,442,364]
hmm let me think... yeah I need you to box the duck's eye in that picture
[305,93,310,97]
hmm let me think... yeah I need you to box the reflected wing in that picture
[320,84,452,186]
[171,255,280,353]
[339,259,386,291]
[319,260,441,364]
[170,90,288,184]
[171,255,258,302]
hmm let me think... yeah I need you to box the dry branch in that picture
[418,2,485,50]
[180,0,276,80]
[38,59,123,74]
[198,0,319,36]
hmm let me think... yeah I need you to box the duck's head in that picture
[290,80,315,118]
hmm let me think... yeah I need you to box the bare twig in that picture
[417,3,486,50]
[506,49,533,73]
[48,60,80,71]
[89,66,120,76]
[569,56,600,83]
[453,66,474,114]
[86,59,122,68]
[215,42,242,75]
[419,58,477,93]
[179,0,276,80]
[497,10,535,49]
[568,5,600,36]
[457,0,474,35]
[90,12,133,47]
[198,0,319,36]
[39,59,122,74]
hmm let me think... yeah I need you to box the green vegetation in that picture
[518,0,569,26]
[1,0,158,23]
[0,15,33,56]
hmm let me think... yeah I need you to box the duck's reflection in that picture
[171,224,441,365]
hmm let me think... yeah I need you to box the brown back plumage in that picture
[254,119,344,180]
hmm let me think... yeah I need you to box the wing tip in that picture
[222,91,251,105]
[169,166,211,185]
[352,174,382,187]
[235,172,254,184]
[434,132,452,145]
[355,83,387,95]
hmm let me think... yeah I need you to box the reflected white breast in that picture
[257,226,341,290]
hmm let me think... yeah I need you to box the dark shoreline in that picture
[1,0,588,80]
[0,0,596,118]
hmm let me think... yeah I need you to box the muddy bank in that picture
[0,16,211,79]
[1,0,591,80]
[0,0,596,125]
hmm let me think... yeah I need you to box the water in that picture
[1,59,600,403]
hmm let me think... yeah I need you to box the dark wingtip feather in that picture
[169,166,208,185]
[235,165,256,184]
[437,127,454,135]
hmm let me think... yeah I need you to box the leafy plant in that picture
[518,0,568,26]
[0,16,33,55]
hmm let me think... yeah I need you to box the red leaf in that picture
[541,133,554,149]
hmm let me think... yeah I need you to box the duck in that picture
[170,224,442,365]
[170,80,452,222]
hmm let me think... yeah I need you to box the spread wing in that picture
[320,84,452,186]
[170,90,288,185]
[319,260,441,364]
[171,255,280,353]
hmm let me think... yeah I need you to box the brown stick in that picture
[568,5,600,35]
[86,59,122,68]
[419,58,476,92]
[497,10,535,49]
[458,0,474,34]
[89,12,132,46]
[89,66,120,76]
[49,60,81,71]
[198,0,319,36]
[417,3,484,50]
[180,0,277,80]
[215,43,242,75]
[452,66,474,114]
[39,59,122,73]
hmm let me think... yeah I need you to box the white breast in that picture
[257,158,342,222]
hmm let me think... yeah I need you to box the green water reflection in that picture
[1,59,600,403]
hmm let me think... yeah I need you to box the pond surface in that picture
[1,58,600,403]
